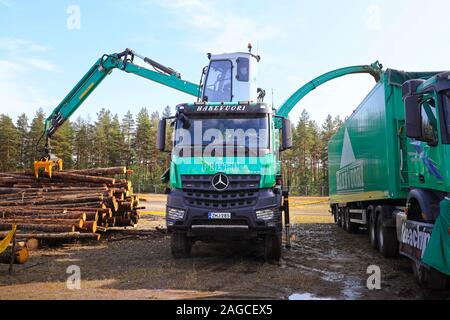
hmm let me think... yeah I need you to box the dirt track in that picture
[0,196,448,300]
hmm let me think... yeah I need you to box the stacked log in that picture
[0,167,140,250]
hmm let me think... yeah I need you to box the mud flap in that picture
[282,190,291,249]
[422,198,450,276]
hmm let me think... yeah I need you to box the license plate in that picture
[208,212,232,219]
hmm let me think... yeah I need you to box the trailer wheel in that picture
[344,208,358,234]
[171,232,192,258]
[337,209,343,228]
[368,206,378,249]
[333,206,338,224]
[376,211,398,258]
[264,233,282,263]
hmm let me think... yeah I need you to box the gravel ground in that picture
[0,196,448,300]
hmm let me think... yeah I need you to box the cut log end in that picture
[25,238,40,251]
[82,221,97,233]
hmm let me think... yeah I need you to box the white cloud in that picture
[23,58,60,73]
[0,37,47,54]
[0,59,26,78]
[0,58,59,117]
[154,0,284,53]
[0,80,57,117]
[164,0,221,29]
[0,0,12,7]
[0,36,60,116]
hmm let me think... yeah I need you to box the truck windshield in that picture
[174,115,270,157]
[204,60,232,102]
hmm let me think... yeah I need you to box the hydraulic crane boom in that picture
[35,48,201,177]
[44,48,200,139]
[276,61,383,118]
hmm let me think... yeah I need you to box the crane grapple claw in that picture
[33,158,63,179]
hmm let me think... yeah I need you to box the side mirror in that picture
[281,117,293,151]
[157,119,166,151]
[404,95,422,139]
[179,113,191,129]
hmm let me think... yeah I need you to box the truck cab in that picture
[403,73,450,196]
[202,52,260,103]
[400,73,450,285]
[157,101,292,261]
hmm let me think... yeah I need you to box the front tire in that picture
[264,233,282,263]
[171,232,192,258]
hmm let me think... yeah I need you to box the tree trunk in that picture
[0,208,67,215]
[52,172,115,186]
[68,167,126,176]
[80,221,97,233]
[40,202,105,208]
[0,218,84,228]
[0,223,75,233]
[84,212,98,221]
[0,231,101,241]
[0,212,86,220]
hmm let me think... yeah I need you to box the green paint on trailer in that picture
[328,70,442,204]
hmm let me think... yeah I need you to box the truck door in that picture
[407,96,445,189]
[398,120,409,187]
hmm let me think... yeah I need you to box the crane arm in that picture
[44,48,200,139]
[276,61,383,118]
[35,48,201,177]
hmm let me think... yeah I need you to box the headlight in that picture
[256,208,275,221]
[167,207,186,221]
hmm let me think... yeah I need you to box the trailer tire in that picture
[368,206,378,249]
[264,233,282,263]
[376,211,398,258]
[171,232,192,258]
[345,208,358,234]
[342,209,348,231]
[337,209,343,228]
[333,206,338,224]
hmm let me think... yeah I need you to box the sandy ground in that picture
[0,195,448,300]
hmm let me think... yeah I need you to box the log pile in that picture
[0,167,141,250]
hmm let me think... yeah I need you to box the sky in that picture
[1,0,450,125]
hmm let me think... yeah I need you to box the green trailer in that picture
[327,69,450,288]
[328,70,437,204]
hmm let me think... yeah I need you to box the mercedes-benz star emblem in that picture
[211,173,229,191]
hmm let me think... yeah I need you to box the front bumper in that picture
[165,188,282,238]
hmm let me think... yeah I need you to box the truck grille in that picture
[181,174,261,209]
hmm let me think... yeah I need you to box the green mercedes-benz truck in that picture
[328,69,450,287]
